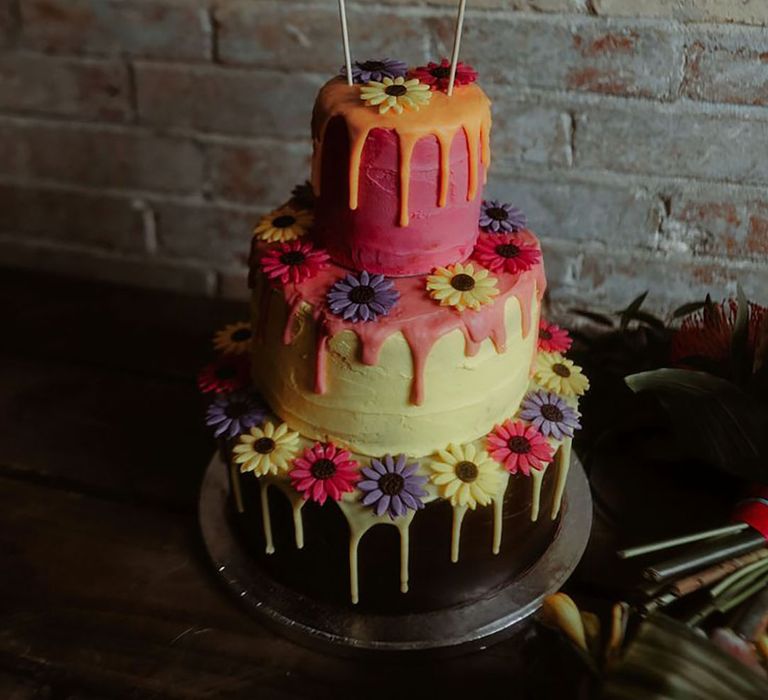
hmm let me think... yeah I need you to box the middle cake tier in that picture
[251,231,546,458]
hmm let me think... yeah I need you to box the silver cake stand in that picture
[199,451,592,656]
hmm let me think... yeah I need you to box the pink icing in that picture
[253,231,547,406]
[314,119,485,277]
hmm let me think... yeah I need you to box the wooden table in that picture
[1,268,606,699]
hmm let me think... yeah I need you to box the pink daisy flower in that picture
[261,240,330,285]
[472,234,541,275]
[410,58,477,92]
[538,319,573,353]
[197,355,250,395]
[290,442,360,505]
[486,420,554,476]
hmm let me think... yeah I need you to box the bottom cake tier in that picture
[232,456,565,613]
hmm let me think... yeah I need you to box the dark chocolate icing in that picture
[234,469,560,614]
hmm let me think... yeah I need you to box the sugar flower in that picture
[290,442,360,505]
[213,321,252,355]
[205,390,267,439]
[538,320,573,354]
[342,58,408,84]
[358,454,428,519]
[233,421,300,477]
[473,234,541,275]
[426,261,499,312]
[410,58,477,92]
[327,270,399,322]
[261,240,329,285]
[428,443,501,509]
[197,355,250,395]
[479,200,527,234]
[253,206,313,243]
[519,390,581,440]
[535,352,590,397]
[360,76,432,115]
[487,420,554,476]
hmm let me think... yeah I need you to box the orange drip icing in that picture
[311,79,492,226]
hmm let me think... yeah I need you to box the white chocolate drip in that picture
[258,476,307,554]
[230,461,245,513]
[259,480,275,554]
[551,438,572,520]
[450,505,468,563]
[530,464,547,522]
[337,499,418,604]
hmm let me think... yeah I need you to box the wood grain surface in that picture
[0,268,595,699]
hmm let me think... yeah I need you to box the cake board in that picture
[198,451,592,657]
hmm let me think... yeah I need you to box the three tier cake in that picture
[200,58,589,611]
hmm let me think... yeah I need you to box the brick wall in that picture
[1,0,767,311]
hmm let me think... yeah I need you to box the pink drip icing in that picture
[255,230,545,403]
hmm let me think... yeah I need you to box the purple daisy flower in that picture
[326,270,399,322]
[205,390,267,439]
[519,390,581,440]
[479,200,527,234]
[358,454,428,519]
[341,58,408,84]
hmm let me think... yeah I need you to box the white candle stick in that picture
[338,0,353,86]
[447,0,467,96]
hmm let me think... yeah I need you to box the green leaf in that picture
[672,300,707,319]
[618,291,649,331]
[625,368,768,482]
[604,614,768,700]
[569,308,615,327]
[631,310,667,331]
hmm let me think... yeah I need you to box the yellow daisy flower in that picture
[360,76,432,115]
[428,443,502,509]
[535,352,590,397]
[233,421,300,477]
[213,321,252,355]
[426,261,499,312]
[253,206,313,243]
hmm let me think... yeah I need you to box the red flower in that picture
[671,299,767,365]
[197,355,250,394]
[290,442,360,505]
[486,420,554,476]
[538,320,573,353]
[409,58,477,92]
[472,234,541,274]
[261,240,329,285]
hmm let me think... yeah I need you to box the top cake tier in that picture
[311,78,492,277]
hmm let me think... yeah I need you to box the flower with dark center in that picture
[520,390,581,440]
[342,57,408,84]
[410,58,478,92]
[426,262,499,312]
[487,419,554,476]
[232,421,300,477]
[253,206,313,243]
[326,270,400,322]
[290,442,360,505]
[534,352,590,397]
[358,454,428,519]
[261,240,330,285]
[538,320,573,353]
[360,76,432,115]
[428,443,502,509]
[213,320,253,355]
[290,181,315,210]
[473,233,541,274]
[478,200,527,234]
[205,390,267,439]
[197,355,250,395]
